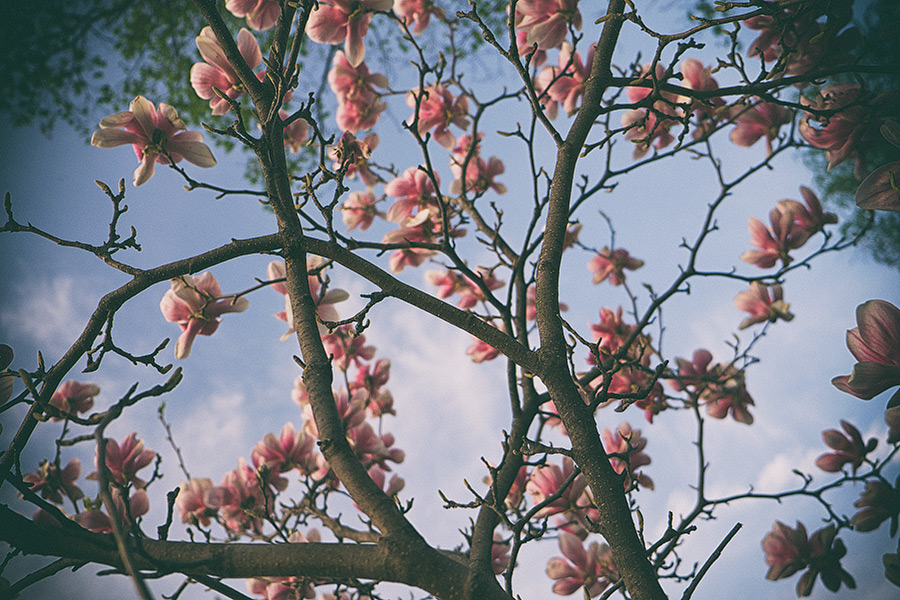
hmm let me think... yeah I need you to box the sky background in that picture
[1,2,899,599]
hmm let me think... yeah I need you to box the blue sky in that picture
[2,3,900,599]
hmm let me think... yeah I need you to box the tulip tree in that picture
[2,1,900,600]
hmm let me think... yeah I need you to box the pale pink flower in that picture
[219,458,269,533]
[190,27,262,115]
[777,186,837,236]
[601,422,652,491]
[515,30,547,66]
[677,58,724,123]
[762,521,809,581]
[267,259,349,339]
[330,132,380,186]
[407,85,469,148]
[342,190,378,231]
[393,0,444,35]
[92,432,156,488]
[328,51,388,103]
[734,282,793,329]
[729,101,792,155]
[252,422,317,478]
[23,459,83,504]
[670,349,713,391]
[384,166,440,223]
[91,96,216,186]
[526,457,587,517]
[815,420,875,474]
[800,84,894,171]
[48,380,99,420]
[321,324,377,370]
[832,300,900,400]
[76,488,149,533]
[588,307,637,359]
[365,464,404,499]
[176,478,226,526]
[467,335,499,363]
[302,386,367,440]
[850,479,900,533]
[347,422,404,468]
[514,0,582,50]
[426,268,504,309]
[740,207,802,269]
[449,134,506,196]
[160,272,249,358]
[587,247,643,286]
[701,364,755,425]
[307,0,393,68]
[281,110,311,153]
[620,63,680,158]
[225,0,281,30]
[535,43,592,118]
[337,94,386,133]
[546,532,618,597]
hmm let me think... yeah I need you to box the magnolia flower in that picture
[175,478,226,526]
[526,457,587,517]
[225,0,281,30]
[330,132,380,186]
[91,96,216,186]
[342,190,378,231]
[280,110,311,153]
[91,432,156,488]
[393,0,444,35]
[307,0,393,68]
[160,272,249,359]
[761,522,856,596]
[23,459,83,504]
[546,533,618,597]
[601,422,653,490]
[466,335,499,363]
[815,420,876,474]
[588,247,644,286]
[734,282,793,329]
[407,85,469,148]
[190,27,262,115]
[535,43,593,118]
[729,101,792,155]
[48,380,100,420]
[832,300,900,400]
[850,478,900,534]
[76,488,149,534]
[267,259,349,338]
[515,0,582,50]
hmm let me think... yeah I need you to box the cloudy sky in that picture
[1,3,899,600]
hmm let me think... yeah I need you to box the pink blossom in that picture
[176,478,227,526]
[526,457,587,517]
[342,190,378,231]
[426,268,504,309]
[677,58,724,127]
[407,85,469,148]
[307,0,393,68]
[800,84,894,171]
[366,464,404,499]
[467,335,499,363]
[23,459,83,504]
[160,272,249,359]
[514,0,582,50]
[252,422,317,479]
[588,307,637,359]
[670,349,713,391]
[762,521,809,581]
[515,30,547,66]
[449,135,506,196]
[337,93,387,133]
[832,300,900,400]
[91,96,216,186]
[384,166,440,223]
[328,51,388,132]
[225,0,281,30]
[330,132,380,186]
[92,432,156,488]
[219,458,270,533]
[701,364,755,424]
[302,387,367,440]
[587,247,643,286]
[76,488,149,534]
[601,422,652,491]
[321,324,377,370]
[740,206,803,269]
[393,0,444,35]
[776,186,837,237]
[815,420,875,474]
[729,101,792,155]
[535,43,592,118]
[762,522,856,596]
[48,380,99,420]
[267,259,350,339]
[850,479,900,533]
[281,110,311,153]
[734,282,793,329]
[190,27,262,115]
[347,422,404,468]
[546,533,618,597]
[619,63,680,158]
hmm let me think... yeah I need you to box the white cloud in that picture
[1,276,94,353]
